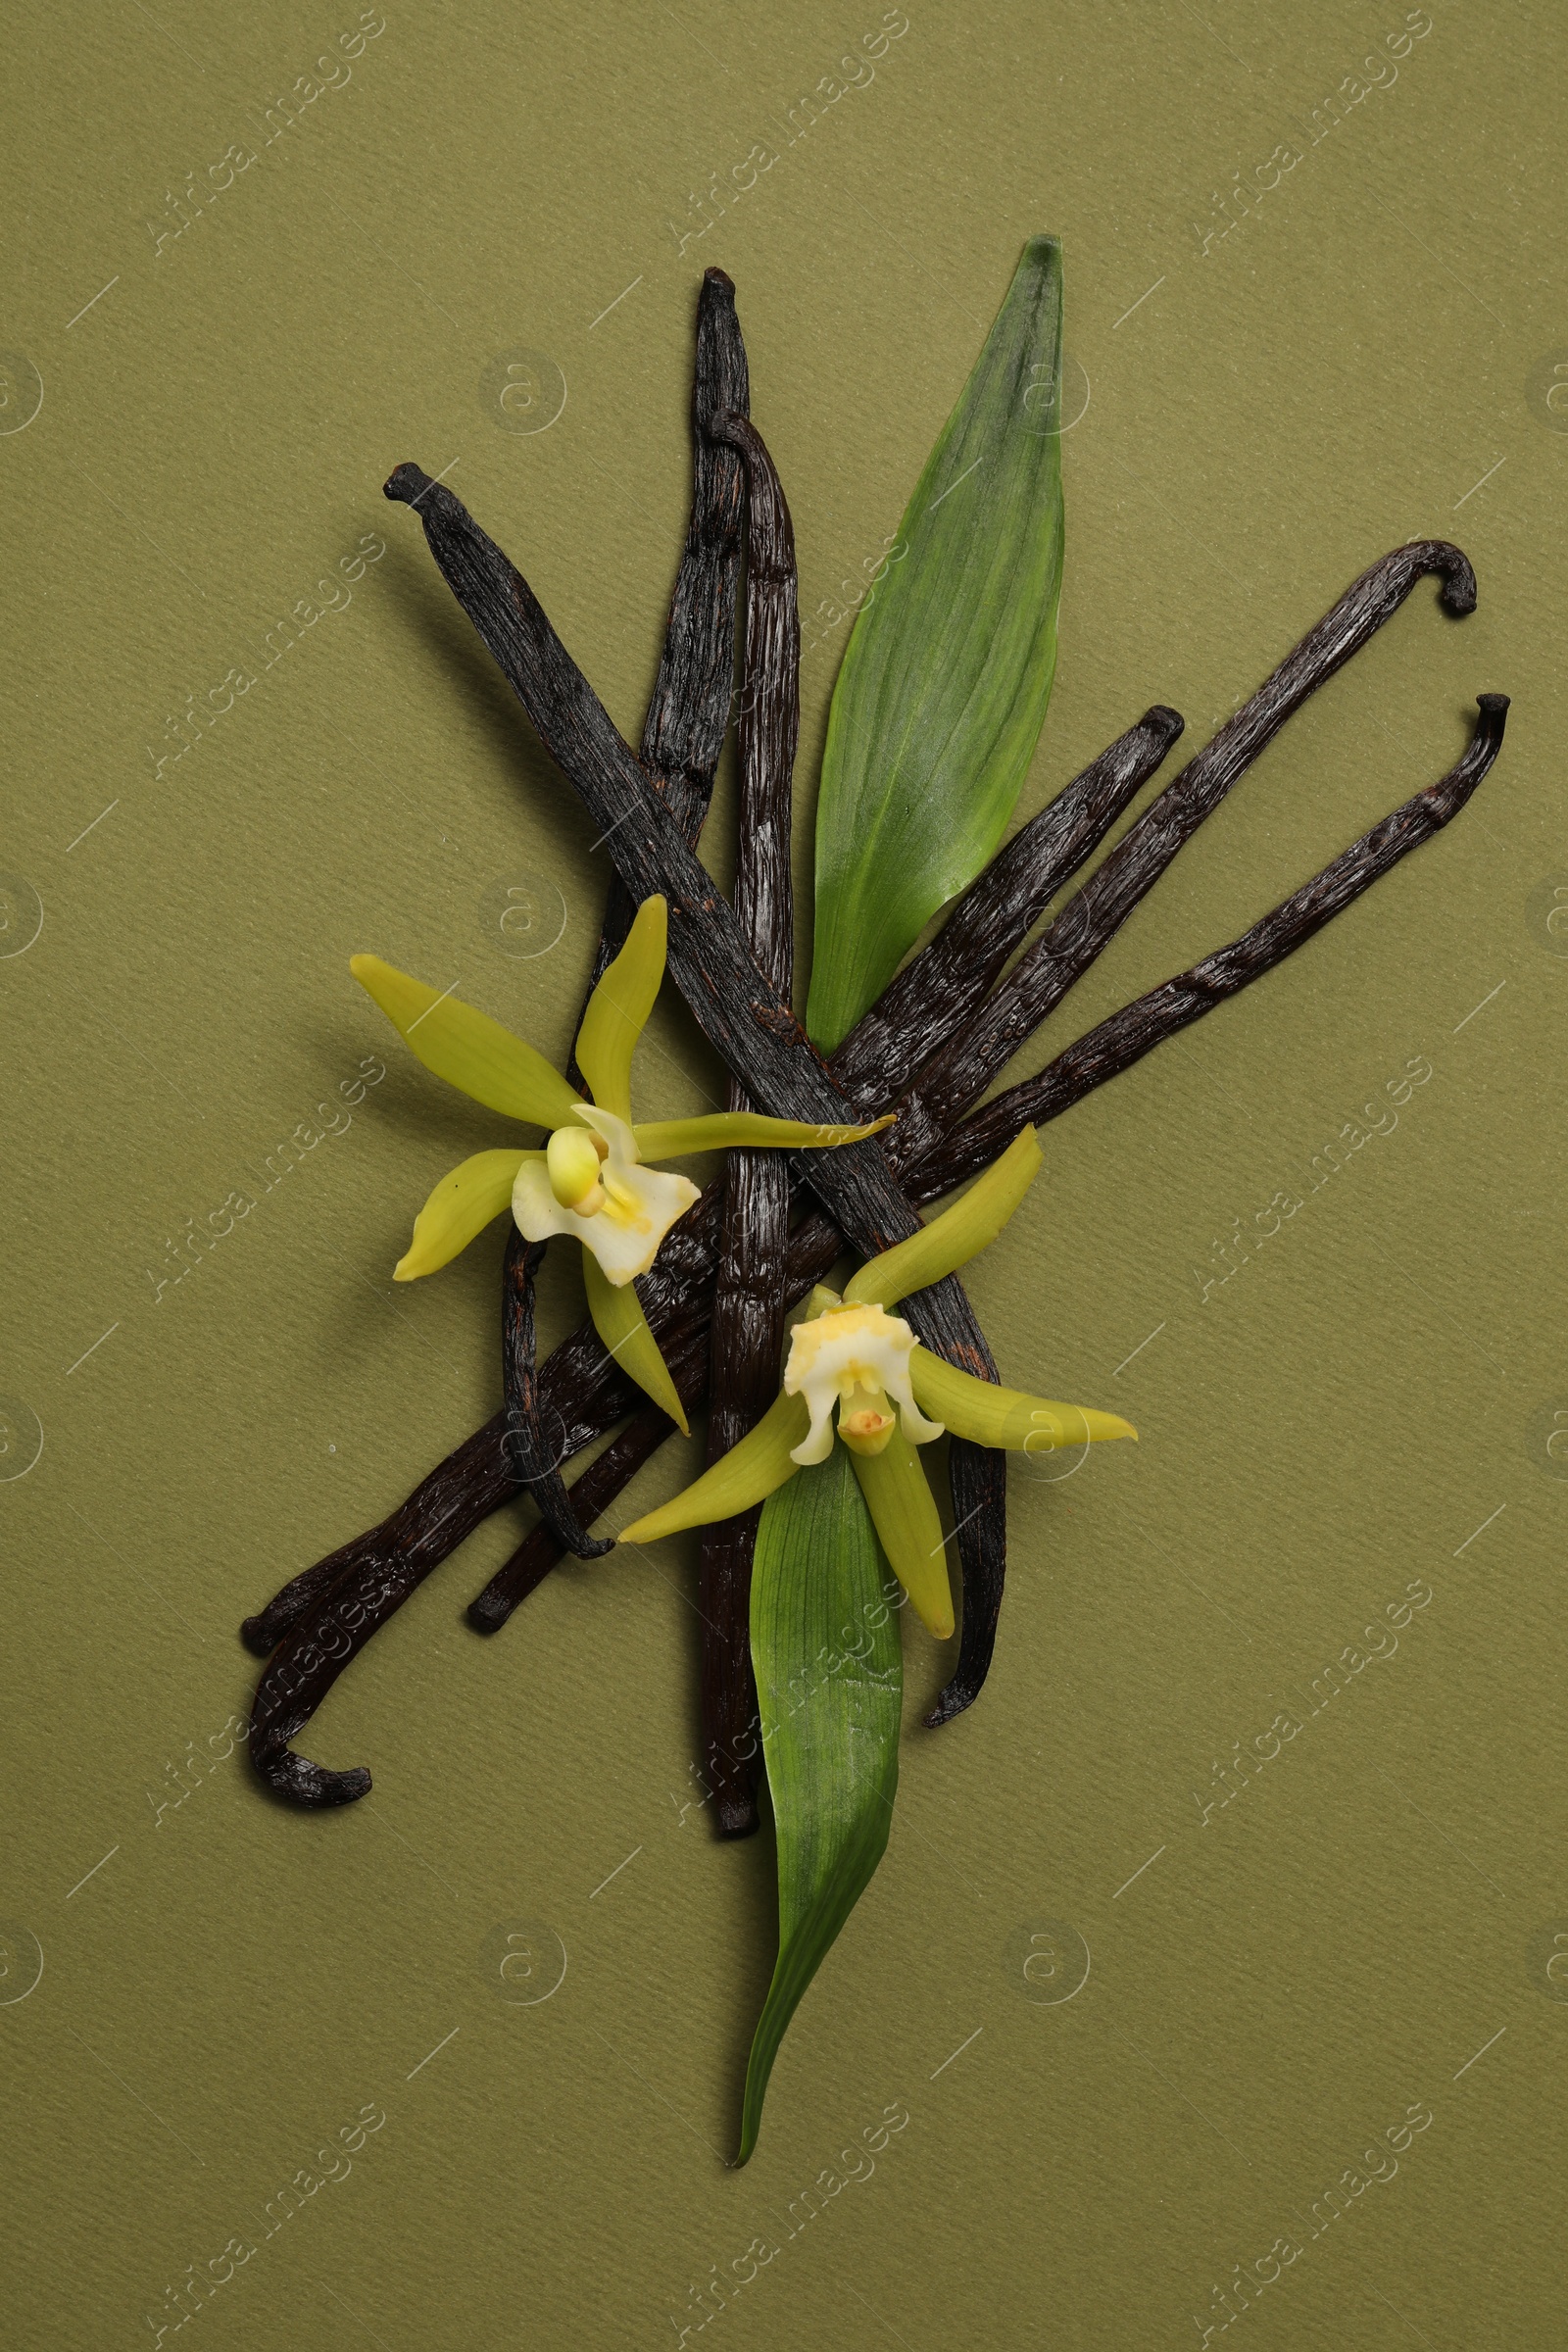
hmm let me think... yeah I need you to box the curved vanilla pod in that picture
[916,696,1510,1197]
[242,1271,704,1793]
[246,1413,516,1806]
[886,540,1478,1176]
[699,411,800,1836]
[244,1301,707,1806]
[241,1524,384,1660]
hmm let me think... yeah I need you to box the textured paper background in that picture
[4,4,1564,2345]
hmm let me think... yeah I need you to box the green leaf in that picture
[806,236,1066,1053]
[740,1446,903,2164]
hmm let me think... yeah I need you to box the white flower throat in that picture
[513,1106,700,1285]
[783,1298,944,1465]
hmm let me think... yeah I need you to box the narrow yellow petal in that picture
[631,1112,894,1159]
[351,956,583,1130]
[583,1247,690,1437]
[847,1429,955,1640]
[575,895,666,1124]
[845,1126,1042,1308]
[619,1390,810,1545]
[906,1348,1136,1451]
[394,1149,535,1280]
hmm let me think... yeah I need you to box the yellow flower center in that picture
[599,1174,654,1234]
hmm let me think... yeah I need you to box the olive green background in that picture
[3,2,1564,2345]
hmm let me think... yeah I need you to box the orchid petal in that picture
[394,1149,537,1281]
[350,956,583,1131]
[845,1125,1042,1307]
[847,1429,955,1640]
[907,1349,1136,1451]
[582,1250,690,1436]
[632,1112,894,1159]
[618,1390,811,1544]
[575,894,666,1122]
[878,1351,946,1448]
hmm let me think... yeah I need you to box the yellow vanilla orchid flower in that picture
[351,896,890,1434]
[618,1127,1136,1636]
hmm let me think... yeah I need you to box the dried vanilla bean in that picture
[639,281,753,837]
[242,1527,381,1659]
[568,268,750,1035]
[918,695,1510,1195]
[503,1227,612,1559]
[247,1293,718,1805]
[887,541,1478,1175]
[831,706,1185,1114]
[247,1412,516,1805]
[467,1402,681,1633]
[244,1263,662,1655]
[700,413,800,1837]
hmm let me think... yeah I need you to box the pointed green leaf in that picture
[740,1447,902,2164]
[807,237,1066,1053]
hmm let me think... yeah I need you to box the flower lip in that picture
[513,1105,700,1284]
[783,1298,944,1465]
